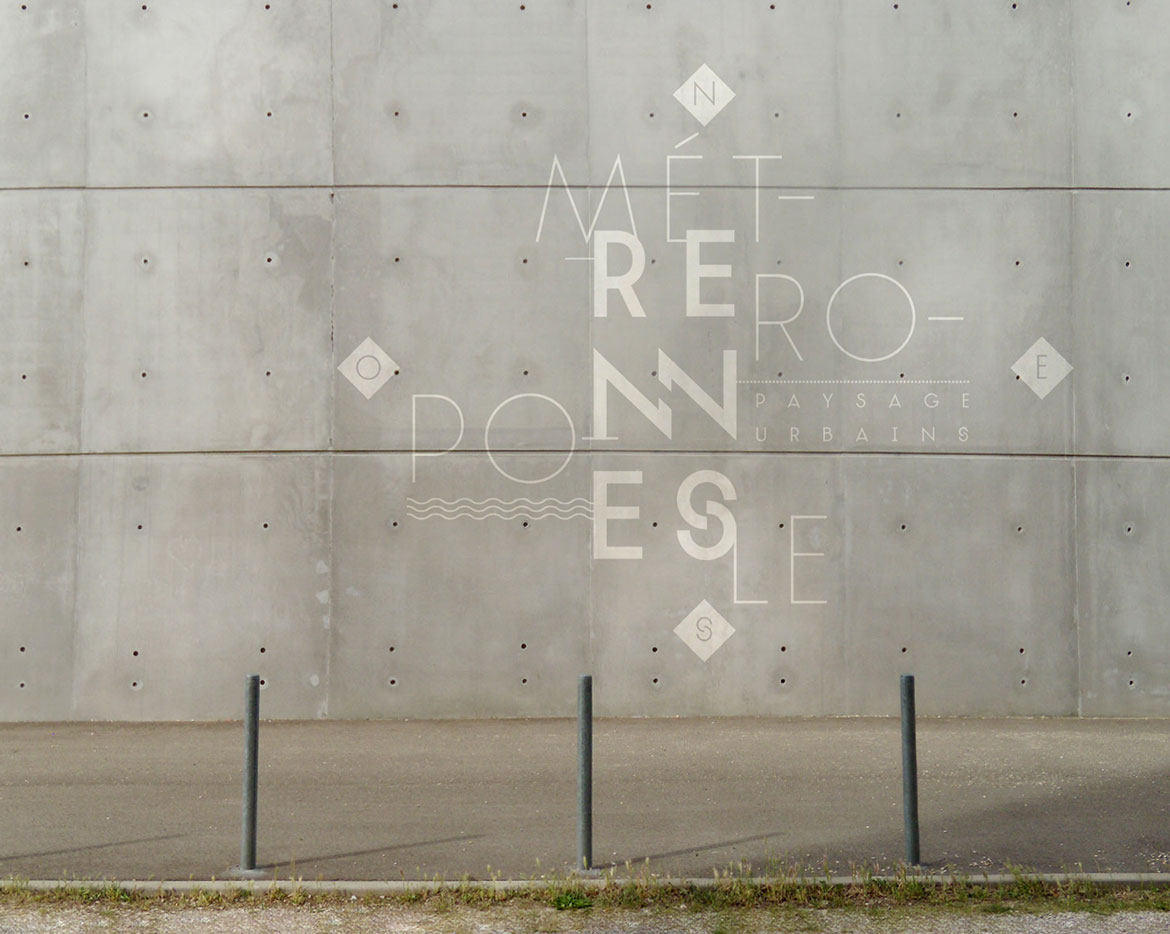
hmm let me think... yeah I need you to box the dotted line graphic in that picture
[738,379,972,385]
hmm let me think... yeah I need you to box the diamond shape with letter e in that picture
[673,64,735,127]
[1011,337,1072,400]
[338,337,398,400]
[674,599,735,662]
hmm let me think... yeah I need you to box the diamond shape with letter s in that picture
[674,599,735,662]
[673,64,736,127]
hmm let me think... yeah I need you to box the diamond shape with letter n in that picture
[673,64,735,127]
[674,599,735,662]
[1011,337,1072,400]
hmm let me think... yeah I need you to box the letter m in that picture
[534,154,638,243]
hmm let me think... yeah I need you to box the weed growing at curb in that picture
[3,865,1170,915]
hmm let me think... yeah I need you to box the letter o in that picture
[485,393,576,485]
[825,273,916,363]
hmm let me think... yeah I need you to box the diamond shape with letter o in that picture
[674,599,735,662]
[338,337,398,400]
[673,64,736,127]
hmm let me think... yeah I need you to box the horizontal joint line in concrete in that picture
[2,450,1170,461]
[3,185,1170,193]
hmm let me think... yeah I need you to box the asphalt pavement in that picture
[2,718,1169,881]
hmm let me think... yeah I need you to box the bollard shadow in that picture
[599,831,787,870]
[0,832,186,862]
[259,833,488,871]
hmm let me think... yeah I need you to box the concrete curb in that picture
[8,874,1170,895]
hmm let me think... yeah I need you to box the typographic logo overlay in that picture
[339,337,398,400]
[673,64,735,127]
[1012,337,1072,400]
[674,599,735,662]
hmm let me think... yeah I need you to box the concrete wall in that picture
[2,0,1166,719]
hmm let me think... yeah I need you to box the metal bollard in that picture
[241,674,260,872]
[577,675,593,871]
[900,674,920,866]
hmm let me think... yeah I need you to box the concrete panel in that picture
[85,0,332,187]
[0,191,85,454]
[587,1,1069,187]
[1076,459,1170,717]
[837,455,1077,717]
[0,0,86,186]
[1072,192,1170,456]
[586,0,839,187]
[588,454,1075,717]
[1073,0,1170,188]
[333,0,587,185]
[0,457,78,721]
[585,187,1072,454]
[71,455,331,720]
[837,0,1071,187]
[81,189,333,453]
[333,188,589,451]
[588,453,843,717]
[328,453,591,718]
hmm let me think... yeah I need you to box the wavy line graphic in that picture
[407,505,592,515]
[407,505,591,518]
[408,504,592,516]
[407,497,592,508]
[408,511,591,522]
